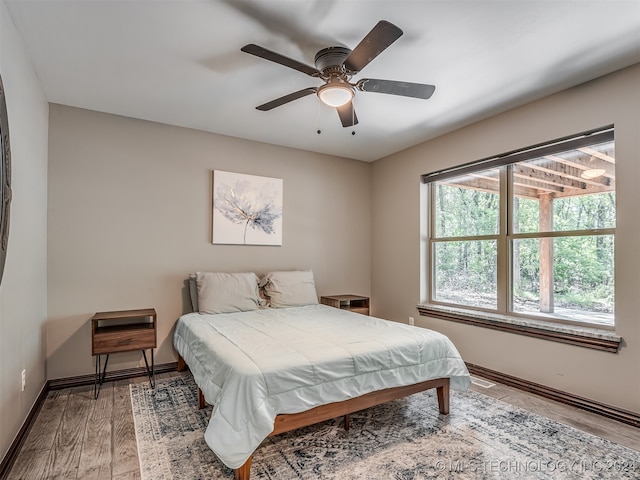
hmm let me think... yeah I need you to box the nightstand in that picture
[91,308,157,398]
[320,295,370,315]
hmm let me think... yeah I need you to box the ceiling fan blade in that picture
[343,21,403,73]
[357,79,436,99]
[256,87,318,111]
[337,101,359,127]
[241,44,321,77]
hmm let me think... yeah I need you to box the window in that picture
[423,127,615,329]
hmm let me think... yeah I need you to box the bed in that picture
[173,271,471,480]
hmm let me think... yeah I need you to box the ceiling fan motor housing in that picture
[314,46,352,73]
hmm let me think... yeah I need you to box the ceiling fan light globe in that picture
[318,84,353,107]
[581,168,606,179]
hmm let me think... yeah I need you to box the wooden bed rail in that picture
[176,355,450,480]
[235,377,450,479]
[271,377,449,436]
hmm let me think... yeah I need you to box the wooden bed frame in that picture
[177,355,450,480]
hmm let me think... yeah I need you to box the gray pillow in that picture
[261,270,319,308]
[188,274,199,312]
[196,272,262,314]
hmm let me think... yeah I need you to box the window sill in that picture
[416,304,621,353]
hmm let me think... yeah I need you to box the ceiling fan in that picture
[241,20,436,128]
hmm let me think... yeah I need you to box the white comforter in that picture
[173,304,470,469]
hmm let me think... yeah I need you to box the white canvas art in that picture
[212,171,283,245]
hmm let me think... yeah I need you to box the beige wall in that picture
[371,64,640,413]
[47,105,371,379]
[0,0,49,462]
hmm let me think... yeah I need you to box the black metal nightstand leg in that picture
[94,355,98,399]
[142,349,155,388]
[94,354,110,399]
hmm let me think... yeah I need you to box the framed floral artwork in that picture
[212,170,283,245]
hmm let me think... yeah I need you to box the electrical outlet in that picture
[408,316,415,326]
[21,369,26,391]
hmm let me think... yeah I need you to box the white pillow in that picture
[196,272,262,314]
[261,270,319,308]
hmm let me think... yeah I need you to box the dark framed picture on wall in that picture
[0,73,12,285]
[212,170,283,246]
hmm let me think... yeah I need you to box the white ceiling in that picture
[5,0,640,162]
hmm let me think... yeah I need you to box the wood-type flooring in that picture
[5,371,639,479]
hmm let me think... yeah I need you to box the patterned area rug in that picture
[131,375,639,479]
